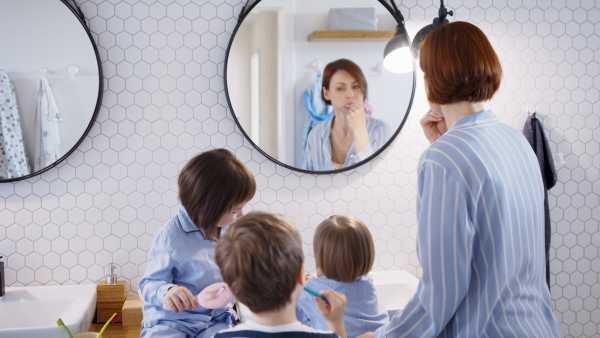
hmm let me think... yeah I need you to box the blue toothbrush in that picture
[303,286,329,304]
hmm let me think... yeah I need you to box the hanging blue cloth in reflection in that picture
[34,77,63,171]
[301,71,334,165]
[0,69,31,179]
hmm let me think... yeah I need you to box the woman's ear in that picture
[297,263,305,286]
[428,101,443,114]
[322,87,330,102]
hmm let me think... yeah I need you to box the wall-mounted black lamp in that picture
[410,0,454,59]
[381,0,412,73]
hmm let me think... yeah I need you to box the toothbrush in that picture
[96,312,118,338]
[344,102,373,115]
[55,318,73,338]
[303,286,329,304]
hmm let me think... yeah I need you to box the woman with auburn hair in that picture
[303,58,390,171]
[359,22,562,337]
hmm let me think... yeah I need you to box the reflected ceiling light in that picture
[410,0,454,59]
[382,0,412,74]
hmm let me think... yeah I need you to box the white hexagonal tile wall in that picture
[0,0,597,334]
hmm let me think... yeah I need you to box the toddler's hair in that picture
[314,215,375,283]
[215,211,304,313]
[178,148,256,240]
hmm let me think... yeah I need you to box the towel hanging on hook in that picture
[33,77,63,171]
[0,69,31,179]
[522,112,556,289]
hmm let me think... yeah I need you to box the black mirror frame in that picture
[1,0,103,183]
[224,0,415,175]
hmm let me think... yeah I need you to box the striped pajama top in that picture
[139,207,233,332]
[376,110,562,337]
[296,274,389,338]
[303,115,390,171]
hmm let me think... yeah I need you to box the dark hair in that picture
[419,21,502,104]
[178,148,256,240]
[215,211,304,313]
[321,58,368,105]
[314,215,375,283]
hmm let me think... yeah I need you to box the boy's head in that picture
[215,211,304,313]
[178,148,256,240]
[314,215,375,283]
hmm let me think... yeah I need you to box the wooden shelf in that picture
[308,30,395,41]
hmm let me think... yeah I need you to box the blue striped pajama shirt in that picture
[139,207,234,338]
[303,115,390,171]
[376,111,562,337]
[296,274,389,338]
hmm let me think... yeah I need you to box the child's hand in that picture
[305,272,318,281]
[163,286,198,312]
[315,290,347,338]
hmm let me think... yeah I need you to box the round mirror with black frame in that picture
[225,0,415,174]
[0,0,103,183]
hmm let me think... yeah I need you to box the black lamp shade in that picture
[384,28,410,58]
[410,17,450,59]
[410,24,435,59]
[383,26,413,74]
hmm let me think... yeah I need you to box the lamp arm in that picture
[379,0,404,25]
[389,0,405,24]
[438,0,454,21]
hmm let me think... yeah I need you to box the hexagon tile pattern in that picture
[1,1,599,337]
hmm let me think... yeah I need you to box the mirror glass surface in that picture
[226,0,414,173]
[0,0,102,182]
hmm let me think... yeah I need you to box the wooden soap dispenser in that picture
[96,263,126,323]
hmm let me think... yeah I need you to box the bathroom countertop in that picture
[89,323,139,338]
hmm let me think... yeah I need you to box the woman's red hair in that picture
[321,58,368,105]
[419,21,502,104]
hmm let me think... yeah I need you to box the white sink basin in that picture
[0,284,97,338]
[371,270,419,317]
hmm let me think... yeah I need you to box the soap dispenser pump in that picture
[105,263,117,284]
[97,262,126,323]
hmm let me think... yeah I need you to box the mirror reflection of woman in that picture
[303,59,390,171]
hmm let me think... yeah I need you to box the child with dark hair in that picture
[296,215,388,338]
[214,211,348,338]
[139,148,256,338]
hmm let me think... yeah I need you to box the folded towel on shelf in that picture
[329,7,378,31]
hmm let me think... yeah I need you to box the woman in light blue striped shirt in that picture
[297,215,389,337]
[360,22,562,338]
[139,149,256,338]
[303,59,390,171]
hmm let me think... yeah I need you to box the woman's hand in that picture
[315,290,348,338]
[420,109,447,144]
[163,286,198,313]
[345,103,370,153]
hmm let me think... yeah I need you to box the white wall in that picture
[0,1,598,336]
